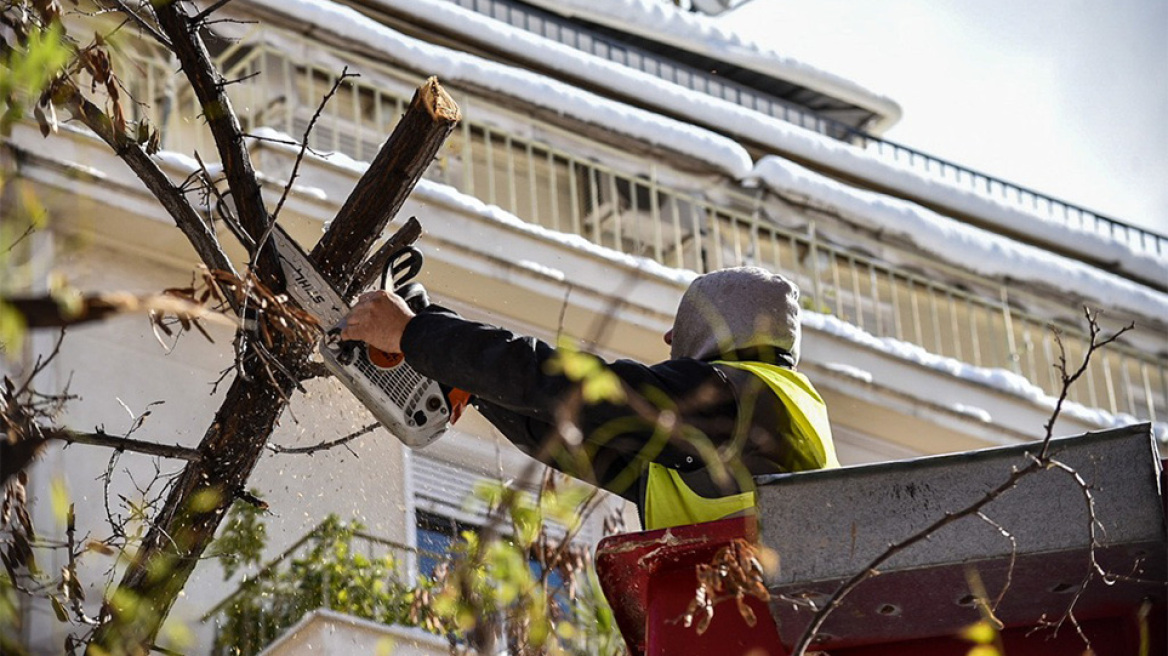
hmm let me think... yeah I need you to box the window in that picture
[415,509,477,579]
[409,454,603,611]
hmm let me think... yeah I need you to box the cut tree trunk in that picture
[312,77,460,288]
[86,78,460,655]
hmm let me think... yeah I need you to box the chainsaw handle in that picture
[325,327,361,365]
[381,247,424,291]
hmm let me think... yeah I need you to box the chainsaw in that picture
[269,223,464,448]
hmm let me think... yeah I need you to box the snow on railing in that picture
[115,34,1166,426]
[852,133,1167,259]
[444,0,1165,260]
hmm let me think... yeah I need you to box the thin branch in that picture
[2,223,37,255]
[1039,307,1133,459]
[47,429,202,462]
[153,0,275,277]
[97,0,171,49]
[1041,457,1105,646]
[974,511,1017,613]
[261,67,358,255]
[14,330,67,397]
[242,132,305,148]
[266,423,380,455]
[191,0,237,25]
[221,70,261,87]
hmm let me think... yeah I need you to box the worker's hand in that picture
[340,290,415,354]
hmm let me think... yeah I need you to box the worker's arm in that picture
[400,306,739,482]
[471,398,643,502]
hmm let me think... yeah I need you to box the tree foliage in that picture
[207,481,626,656]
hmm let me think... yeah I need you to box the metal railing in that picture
[849,132,1167,257]
[446,0,844,139]
[115,33,1166,426]
[445,0,1166,258]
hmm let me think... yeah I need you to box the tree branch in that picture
[151,0,276,279]
[345,216,423,298]
[47,429,202,462]
[54,85,237,279]
[266,422,379,455]
[311,77,460,288]
[1039,307,1133,459]
[3,292,237,329]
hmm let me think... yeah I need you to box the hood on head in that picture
[670,267,801,364]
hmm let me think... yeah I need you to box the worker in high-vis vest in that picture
[342,266,839,531]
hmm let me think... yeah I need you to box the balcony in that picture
[200,512,616,656]
[386,0,1165,263]
[201,518,440,656]
[42,22,1163,430]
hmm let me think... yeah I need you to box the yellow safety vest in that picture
[643,361,839,530]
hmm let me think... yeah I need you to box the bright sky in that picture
[720,0,1168,237]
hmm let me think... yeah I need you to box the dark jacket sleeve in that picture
[400,306,739,499]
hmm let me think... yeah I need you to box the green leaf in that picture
[0,22,70,134]
[49,477,70,527]
[960,620,998,645]
[189,487,223,513]
[49,595,68,622]
[545,340,627,404]
[0,302,27,354]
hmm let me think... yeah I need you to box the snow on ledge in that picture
[248,0,752,179]
[804,310,1166,442]
[251,0,1153,286]
[822,362,874,384]
[751,156,1168,323]
[517,0,902,132]
[950,403,993,424]
[748,142,1164,289]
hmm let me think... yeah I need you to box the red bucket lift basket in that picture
[596,425,1167,656]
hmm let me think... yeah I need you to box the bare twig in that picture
[47,429,202,462]
[191,0,237,25]
[261,67,358,255]
[2,223,37,255]
[242,132,307,149]
[974,511,1017,613]
[1040,457,1106,646]
[98,0,171,49]
[1040,307,1133,459]
[266,422,380,455]
[220,70,261,87]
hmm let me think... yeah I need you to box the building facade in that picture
[3,0,1165,652]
